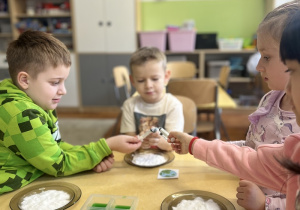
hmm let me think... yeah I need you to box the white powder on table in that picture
[173,197,221,210]
[20,189,71,210]
[132,153,167,166]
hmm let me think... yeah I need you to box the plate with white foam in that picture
[161,190,235,210]
[10,182,81,210]
[124,149,175,168]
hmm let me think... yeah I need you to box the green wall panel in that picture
[141,0,265,41]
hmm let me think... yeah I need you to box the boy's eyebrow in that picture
[50,77,64,80]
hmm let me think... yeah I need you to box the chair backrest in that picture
[174,95,197,135]
[167,61,196,79]
[218,65,231,90]
[113,66,132,102]
[168,79,219,139]
[113,66,131,93]
[168,79,218,107]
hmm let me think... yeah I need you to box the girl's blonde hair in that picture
[257,0,300,42]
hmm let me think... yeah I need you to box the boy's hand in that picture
[167,131,194,154]
[142,132,160,147]
[236,180,265,210]
[141,131,172,151]
[106,135,142,153]
[93,154,114,173]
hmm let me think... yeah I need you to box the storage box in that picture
[168,30,196,52]
[218,38,243,51]
[195,33,218,49]
[139,31,167,52]
[80,194,138,210]
[207,60,230,79]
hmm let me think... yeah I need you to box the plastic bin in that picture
[207,60,230,79]
[139,31,166,52]
[218,38,244,51]
[80,194,138,210]
[168,30,196,52]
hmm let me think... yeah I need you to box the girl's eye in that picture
[285,69,294,75]
[137,80,144,83]
[263,56,270,61]
[152,78,159,81]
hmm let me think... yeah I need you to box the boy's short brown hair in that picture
[129,47,167,74]
[6,30,71,85]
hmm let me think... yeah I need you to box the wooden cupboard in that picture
[73,0,136,53]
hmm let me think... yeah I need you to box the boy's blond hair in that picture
[6,30,71,85]
[129,47,167,74]
[257,0,300,43]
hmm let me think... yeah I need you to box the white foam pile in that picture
[20,189,71,210]
[172,197,221,210]
[132,153,167,166]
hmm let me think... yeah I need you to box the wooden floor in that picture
[57,106,255,141]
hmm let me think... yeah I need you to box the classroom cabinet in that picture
[58,53,79,107]
[0,53,9,80]
[78,54,132,106]
[73,0,137,106]
[73,0,136,53]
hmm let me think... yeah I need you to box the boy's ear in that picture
[17,71,30,90]
[130,74,135,87]
[164,69,171,86]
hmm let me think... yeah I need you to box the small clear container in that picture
[80,194,138,210]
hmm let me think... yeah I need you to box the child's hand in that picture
[106,135,142,153]
[142,132,160,146]
[142,132,172,151]
[93,154,114,173]
[167,131,194,154]
[236,180,265,210]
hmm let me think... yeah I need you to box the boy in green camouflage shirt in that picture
[0,30,141,194]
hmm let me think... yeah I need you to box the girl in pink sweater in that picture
[168,9,300,210]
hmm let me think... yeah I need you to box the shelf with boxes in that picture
[165,49,256,81]
[2,0,73,51]
[137,30,256,82]
[166,49,257,102]
[0,0,12,52]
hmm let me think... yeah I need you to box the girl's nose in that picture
[256,59,264,72]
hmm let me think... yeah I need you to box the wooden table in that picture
[0,152,243,210]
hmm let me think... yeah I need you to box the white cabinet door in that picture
[58,53,79,107]
[73,0,136,53]
[73,0,106,52]
[105,0,136,52]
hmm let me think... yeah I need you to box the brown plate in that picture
[161,190,235,210]
[10,182,81,210]
[124,149,175,168]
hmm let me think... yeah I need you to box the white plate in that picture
[161,190,235,210]
[124,149,175,168]
[10,182,81,210]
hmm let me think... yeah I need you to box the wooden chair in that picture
[218,65,231,90]
[113,66,132,105]
[174,95,197,135]
[167,61,197,79]
[168,79,221,139]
